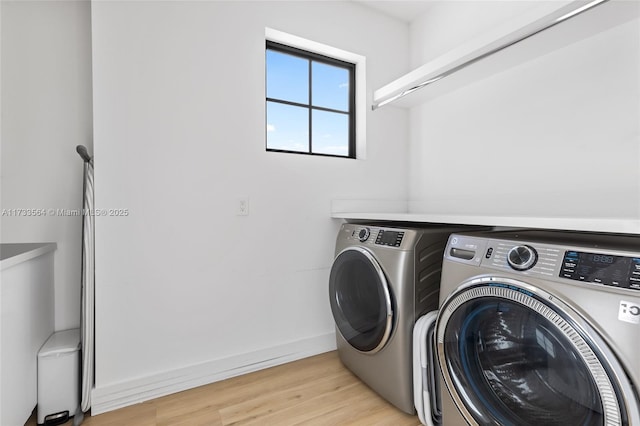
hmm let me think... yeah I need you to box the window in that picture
[266,41,356,158]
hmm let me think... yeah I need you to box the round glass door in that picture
[329,247,393,353]
[436,279,626,426]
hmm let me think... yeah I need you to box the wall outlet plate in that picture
[237,197,249,216]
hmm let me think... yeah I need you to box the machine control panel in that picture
[484,242,560,277]
[561,251,640,291]
[375,230,404,247]
[344,225,408,249]
[446,231,640,293]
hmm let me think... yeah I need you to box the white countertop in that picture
[1,243,57,270]
[331,212,640,235]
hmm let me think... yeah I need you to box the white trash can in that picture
[37,328,80,425]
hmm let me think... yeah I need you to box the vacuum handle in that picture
[76,145,92,163]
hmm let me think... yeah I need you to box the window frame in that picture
[266,40,356,159]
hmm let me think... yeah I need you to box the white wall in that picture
[409,1,550,69]
[1,1,93,330]
[91,0,409,409]
[407,1,640,221]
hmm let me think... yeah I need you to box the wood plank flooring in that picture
[26,351,421,425]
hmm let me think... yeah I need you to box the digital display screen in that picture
[561,251,640,290]
[380,231,399,245]
[376,230,404,247]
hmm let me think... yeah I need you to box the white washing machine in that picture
[434,229,640,425]
[329,223,466,414]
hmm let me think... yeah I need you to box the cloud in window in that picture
[339,82,348,89]
[267,123,276,132]
[318,145,349,155]
[280,142,307,152]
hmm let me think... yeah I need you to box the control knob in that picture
[358,228,370,242]
[507,245,538,271]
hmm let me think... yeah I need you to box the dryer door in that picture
[329,247,393,353]
[436,277,635,426]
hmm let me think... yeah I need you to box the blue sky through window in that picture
[266,101,308,152]
[312,62,349,112]
[266,50,308,104]
[266,45,351,156]
[312,110,349,156]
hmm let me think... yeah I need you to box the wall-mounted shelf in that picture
[372,0,636,110]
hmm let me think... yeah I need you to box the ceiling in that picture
[355,0,434,23]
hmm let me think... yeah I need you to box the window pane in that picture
[312,62,349,112]
[266,50,308,104]
[312,110,349,156]
[267,101,309,152]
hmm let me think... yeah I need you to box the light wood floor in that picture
[26,351,421,425]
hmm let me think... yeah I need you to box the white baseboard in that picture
[91,332,337,415]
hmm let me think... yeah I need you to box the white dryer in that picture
[433,230,640,425]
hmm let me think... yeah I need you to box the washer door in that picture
[329,247,393,353]
[437,277,633,426]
